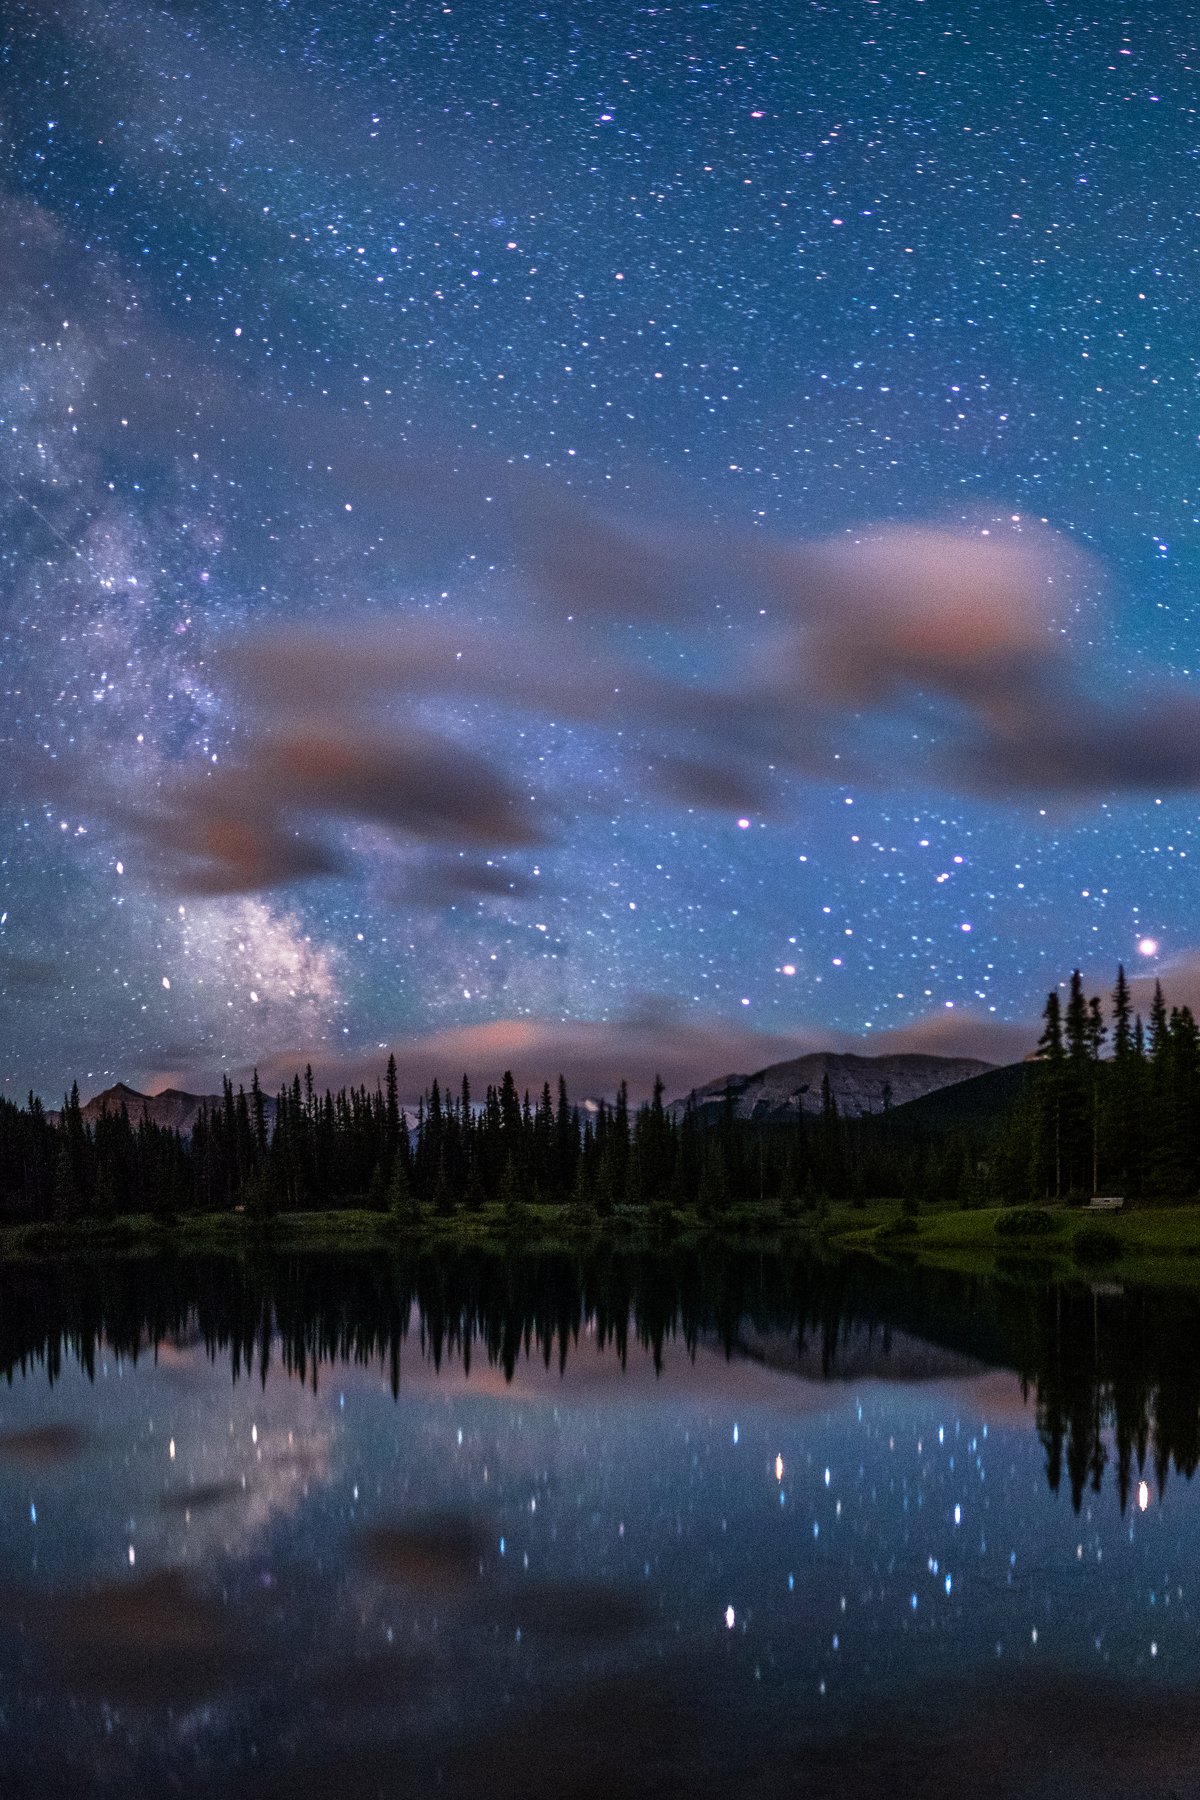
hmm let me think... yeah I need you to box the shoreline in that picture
[5,1197,1200,1287]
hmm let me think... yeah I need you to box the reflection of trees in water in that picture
[2,1249,1198,1511]
[1032,1283,1200,1513]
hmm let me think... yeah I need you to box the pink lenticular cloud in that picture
[234,1006,817,1107]
[134,999,1046,1109]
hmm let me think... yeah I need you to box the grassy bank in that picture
[827,1199,1200,1288]
[6,1197,1200,1286]
[0,1200,728,1262]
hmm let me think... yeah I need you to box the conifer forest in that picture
[0,967,1197,1229]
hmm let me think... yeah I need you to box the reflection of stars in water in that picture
[2,1313,1198,1770]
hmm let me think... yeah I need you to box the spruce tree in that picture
[1064,971,1088,1063]
[1112,965,1133,1061]
[366,1157,388,1212]
[52,1136,81,1223]
[1149,982,1170,1060]
[250,1069,268,1156]
[1036,991,1066,1199]
[697,1146,727,1220]
[387,1154,417,1224]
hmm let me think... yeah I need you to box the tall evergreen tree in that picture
[1035,991,1066,1199]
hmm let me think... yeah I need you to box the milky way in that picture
[2,0,1197,1101]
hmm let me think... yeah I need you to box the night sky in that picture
[3,0,1199,1103]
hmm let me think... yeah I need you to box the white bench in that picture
[1087,1196,1124,1212]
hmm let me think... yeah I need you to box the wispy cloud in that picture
[218,1002,818,1107]
[150,998,1041,1106]
[120,722,545,895]
[111,503,1200,901]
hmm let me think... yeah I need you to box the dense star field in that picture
[2,0,1198,1103]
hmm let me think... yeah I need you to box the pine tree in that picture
[1064,971,1088,1063]
[1170,1006,1200,1197]
[366,1157,388,1212]
[554,1075,575,1200]
[52,1135,81,1222]
[612,1080,631,1204]
[1036,991,1066,1199]
[250,1069,268,1156]
[1086,994,1106,1195]
[1146,984,1175,1196]
[1112,965,1133,1061]
[387,1154,418,1224]
[697,1146,727,1220]
[500,1155,525,1228]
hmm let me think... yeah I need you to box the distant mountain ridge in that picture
[671,1051,996,1123]
[62,1054,995,1138]
[57,1083,275,1137]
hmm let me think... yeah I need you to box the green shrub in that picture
[1072,1223,1122,1265]
[877,1213,919,1240]
[646,1199,676,1242]
[995,1206,1061,1238]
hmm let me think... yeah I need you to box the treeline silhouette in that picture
[997,965,1200,1202]
[0,963,1197,1227]
[2,1243,1197,1513]
[0,1057,965,1225]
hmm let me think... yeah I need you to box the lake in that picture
[1,1246,1199,1798]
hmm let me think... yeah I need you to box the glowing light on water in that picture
[1138,1480,1150,1511]
[725,1605,736,1629]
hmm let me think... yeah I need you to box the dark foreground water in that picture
[2,1247,1200,1799]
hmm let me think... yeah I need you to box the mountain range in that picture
[61,1083,274,1136]
[68,1051,999,1138]
[668,1051,996,1123]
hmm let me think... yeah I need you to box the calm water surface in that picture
[1,1248,1199,1798]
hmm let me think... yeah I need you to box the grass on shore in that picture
[6,1196,1200,1286]
[0,1200,717,1262]
[827,1198,1200,1287]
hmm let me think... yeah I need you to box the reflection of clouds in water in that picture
[0,1424,92,1468]
[24,1568,252,1709]
[357,1513,489,1590]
